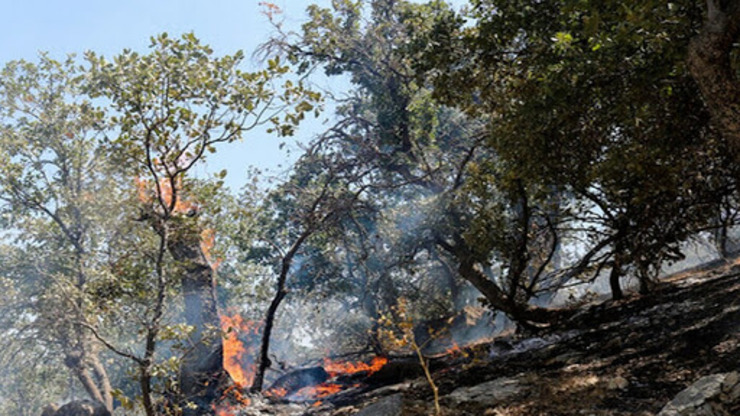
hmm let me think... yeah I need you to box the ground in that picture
[318,259,740,415]
[223,259,740,415]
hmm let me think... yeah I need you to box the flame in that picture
[134,177,149,203]
[133,176,197,214]
[220,314,261,389]
[213,379,252,415]
[446,341,462,356]
[214,314,262,415]
[217,312,389,410]
[294,383,344,400]
[264,386,287,399]
[157,176,195,213]
[214,408,235,416]
[229,387,251,406]
[200,228,221,271]
[261,357,387,403]
[323,356,388,378]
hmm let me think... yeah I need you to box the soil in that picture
[320,259,740,415]
[226,259,740,415]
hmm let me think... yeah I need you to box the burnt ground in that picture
[309,260,740,416]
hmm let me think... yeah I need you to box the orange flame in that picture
[294,383,344,400]
[220,314,261,389]
[133,176,196,214]
[213,378,252,415]
[323,356,388,378]
[214,408,235,416]
[212,386,252,416]
[446,341,462,356]
[217,312,389,411]
[200,228,221,271]
[264,386,287,398]
[134,177,149,204]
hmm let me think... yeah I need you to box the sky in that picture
[0,0,343,192]
[0,0,467,192]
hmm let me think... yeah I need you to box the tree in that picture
[85,32,319,413]
[423,0,736,300]
[0,55,119,412]
[687,0,740,158]
[236,142,372,391]
[271,0,571,327]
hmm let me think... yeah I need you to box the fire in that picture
[200,228,222,271]
[213,385,251,416]
[264,387,287,398]
[217,312,389,411]
[214,408,235,416]
[220,314,262,388]
[446,341,462,355]
[214,314,262,415]
[323,356,388,378]
[133,176,197,214]
[294,383,344,400]
[134,177,149,204]
[260,357,387,403]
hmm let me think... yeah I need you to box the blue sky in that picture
[1,0,340,192]
[0,0,466,192]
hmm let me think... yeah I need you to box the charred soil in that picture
[219,260,740,415]
[307,261,740,415]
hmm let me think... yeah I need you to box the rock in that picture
[52,400,110,416]
[443,376,522,407]
[607,376,629,390]
[545,351,583,366]
[657,372,740,416]
[267,366,330,397]
[354,394,403,416]
[40,404,58,416]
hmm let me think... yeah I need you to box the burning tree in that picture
[82,33,319,415]
[234,144,373,392]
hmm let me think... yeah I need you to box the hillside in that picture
[224,259,740,416]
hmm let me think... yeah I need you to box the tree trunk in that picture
[140,363,154,416]
[251,285,286,392]
[638,264,650,295]
[609,254,624,301]
[454,250,565,326]
[687,1,740,158]
[63,342,112,412]
[89,352,114,411]
[714,213,731,259]
[70,363,106,408]
[166,218,223,414]
[252,230,312,392]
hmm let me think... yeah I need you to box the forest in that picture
[2,0,740,415]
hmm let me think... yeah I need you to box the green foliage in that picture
[2,1,740,410]
[278,0,576,326]
[422,0,736,295]
[85,32,320,182]
[0,54,124,412]
[0,32,322,413]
